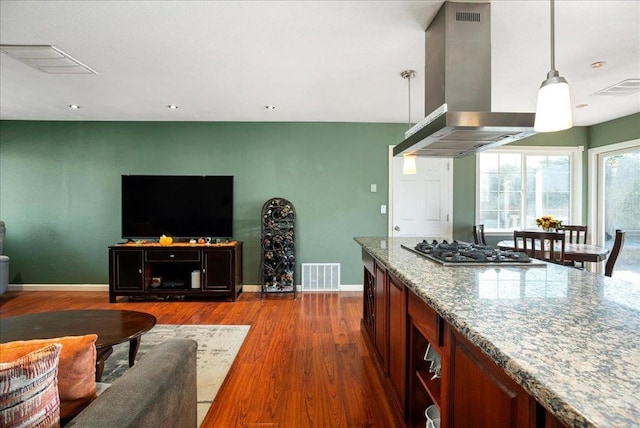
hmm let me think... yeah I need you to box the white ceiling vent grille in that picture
[590,79,640,96]
[0,45,98,74]
[302,263,340,291]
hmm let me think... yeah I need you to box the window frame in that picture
[475,145,583,234]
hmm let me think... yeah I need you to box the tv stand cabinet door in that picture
[203,248,234,293]
[111,249,144,292]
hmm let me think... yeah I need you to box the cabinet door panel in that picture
[388,273,407,414]
[113,250,143,291]
[203,249,232,291]
[374,262,388,370]
[451,331,532,428]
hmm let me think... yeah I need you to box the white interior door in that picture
[389,147,452,239]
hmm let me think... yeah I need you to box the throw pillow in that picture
[0,343,62,428]
[0,335,98,421]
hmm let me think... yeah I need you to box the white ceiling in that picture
[1,0,638,126]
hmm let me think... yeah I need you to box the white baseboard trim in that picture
[340,284,363,292]
[8,284,109,292]
[7,283,363,293]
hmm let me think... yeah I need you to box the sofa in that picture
[65,338,198,428]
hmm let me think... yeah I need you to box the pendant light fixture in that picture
[401,70,418,175]
[402,154,417,175]
[534,0,573,132]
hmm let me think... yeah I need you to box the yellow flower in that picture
[535,215,562,230]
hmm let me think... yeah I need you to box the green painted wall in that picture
[452,113,640,245]
[589,113,640,148]
[0,121,406,285]
[2,113,637,285]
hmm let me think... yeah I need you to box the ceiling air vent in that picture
[0,45,98,74]
[590,79,640,96]
[456,11,481,22]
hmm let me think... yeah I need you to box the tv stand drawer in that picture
[146,250,200,262]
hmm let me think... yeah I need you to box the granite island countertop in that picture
[355,237,640,428]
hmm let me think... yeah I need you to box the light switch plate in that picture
[370,184,377,193]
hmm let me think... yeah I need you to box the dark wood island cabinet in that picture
[360,246,561,428]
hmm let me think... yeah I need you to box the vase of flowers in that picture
[535,215,562,232]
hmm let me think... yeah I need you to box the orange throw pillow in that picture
[0,334,98,421]
[0,343,62,428]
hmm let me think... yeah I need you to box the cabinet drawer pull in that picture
[169,254,175,258]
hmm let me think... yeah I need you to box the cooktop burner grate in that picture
[402,240,545,267]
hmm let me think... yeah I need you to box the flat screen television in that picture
[121,175,233,239]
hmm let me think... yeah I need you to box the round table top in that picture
[0,309,157,349]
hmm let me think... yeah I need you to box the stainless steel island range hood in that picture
[394,2,535,159]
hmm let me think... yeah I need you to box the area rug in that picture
[101,324,250,426]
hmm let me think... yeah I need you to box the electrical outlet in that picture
[370,184,377,193]
[380,205,387,214]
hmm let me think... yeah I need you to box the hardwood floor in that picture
[0,291,400,427]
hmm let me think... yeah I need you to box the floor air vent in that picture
[302,263,340,291]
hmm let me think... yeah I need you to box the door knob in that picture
[394,226,400,231]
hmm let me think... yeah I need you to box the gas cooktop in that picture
[402,240,545,267]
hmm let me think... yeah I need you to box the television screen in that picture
[121,175,233,239]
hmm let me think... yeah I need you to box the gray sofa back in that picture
[65,338,198,428]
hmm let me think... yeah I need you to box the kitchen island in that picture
[356,237,640,428]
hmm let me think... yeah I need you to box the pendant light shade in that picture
[402,154,417,175]
[534,0,573,133]
[534,72,572,132]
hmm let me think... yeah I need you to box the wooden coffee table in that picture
[0,309,156,381]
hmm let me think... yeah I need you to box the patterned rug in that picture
[101,324,250,426]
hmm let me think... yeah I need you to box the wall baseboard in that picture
[8,284,109,292]
[7,283,363,293]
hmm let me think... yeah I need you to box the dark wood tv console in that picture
[108,242,242,302]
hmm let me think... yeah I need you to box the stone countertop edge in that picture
[354,236,640,428]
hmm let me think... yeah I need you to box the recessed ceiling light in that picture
[576,103,588,109]
[167,105,179,109]
[589,61,606,69]
[265,105,276,110]
[68,104,80,109]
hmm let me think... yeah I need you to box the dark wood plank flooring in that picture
[0,291,399,427]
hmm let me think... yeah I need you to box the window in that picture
[476,146,582,232]
[589,140,640,281]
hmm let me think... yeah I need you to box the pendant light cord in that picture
[550,0,556,72]
[407,75,412,128]
[401,70,417,129]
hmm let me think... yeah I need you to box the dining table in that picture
[496,240,610,264]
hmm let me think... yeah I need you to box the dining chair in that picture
[473,224,487,245]
[556,225,588,268]
[513,230,566,265]
[556,225,588,244]
[605,230,626,277]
